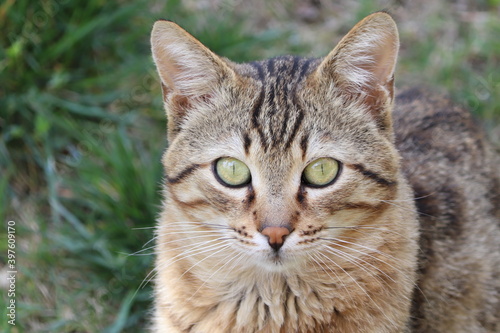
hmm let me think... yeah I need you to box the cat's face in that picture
[162,64,399,272]
[153,14,402,273]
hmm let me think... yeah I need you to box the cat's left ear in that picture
[151,20,236,138]
[311,12,399,130]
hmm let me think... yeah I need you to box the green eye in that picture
[302,158,340,187]
[215,157,251,187]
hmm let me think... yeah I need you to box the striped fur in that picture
[150,12,499,333]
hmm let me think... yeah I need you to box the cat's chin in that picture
[253,251,300,273]
[257,260,290,273]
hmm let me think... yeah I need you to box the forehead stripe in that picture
[249,62,268,152]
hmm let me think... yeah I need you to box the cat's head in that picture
[151,13,403,272]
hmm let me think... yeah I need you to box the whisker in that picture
[132,221,230,257]
[139,238,230,290]
[142,241,231,292]
[308,252,326,280]
[378,199,435,218]
[325,223,393,230]
[320,238,425,303]
[320,237,401,264]
[133,220,228,255]
[128,232,225,257]
[309,251,354,303]
[322,245,397,284]
[177,242,234,282]
[315,250,396,325]
[132,226,156,230]
[323,246,414,304]
[320,246,404,303]
[155,221,232,230]
[188,251,247,301]
[320,245,414,304]
[378,192,436,203]
[155,229,227,237]
[323,224,419,243]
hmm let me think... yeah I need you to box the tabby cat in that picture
[150,12,500,332]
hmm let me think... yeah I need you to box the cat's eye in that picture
[214,157,251,187]
[302,158,340,187]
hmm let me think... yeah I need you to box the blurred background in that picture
[1,0,499,332]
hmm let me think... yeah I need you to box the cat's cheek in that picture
[167,182,211,221]
[167,183,241,226]
[197,178,250,214]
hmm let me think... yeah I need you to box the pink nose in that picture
[261,227,290,251]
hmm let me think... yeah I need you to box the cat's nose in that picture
[261,227,290,251]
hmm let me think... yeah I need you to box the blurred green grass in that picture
[0,0,288,332]
[1,0,499,332]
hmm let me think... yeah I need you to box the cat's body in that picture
[150,13,499,332]
[394,88,500,332]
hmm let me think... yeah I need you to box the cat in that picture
[149,12,500,332]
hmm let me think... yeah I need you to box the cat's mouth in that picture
[259,253,288,272]
[260,246,300,272]
[270,252,285,264]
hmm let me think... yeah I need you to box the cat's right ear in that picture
[151,20,235,137]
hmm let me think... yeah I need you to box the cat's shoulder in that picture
[393,86,499,227]
[393,86,495,164]
[394,87,480,142]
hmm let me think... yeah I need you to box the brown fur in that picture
[150,13,499,332]
[394,87,500,332]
